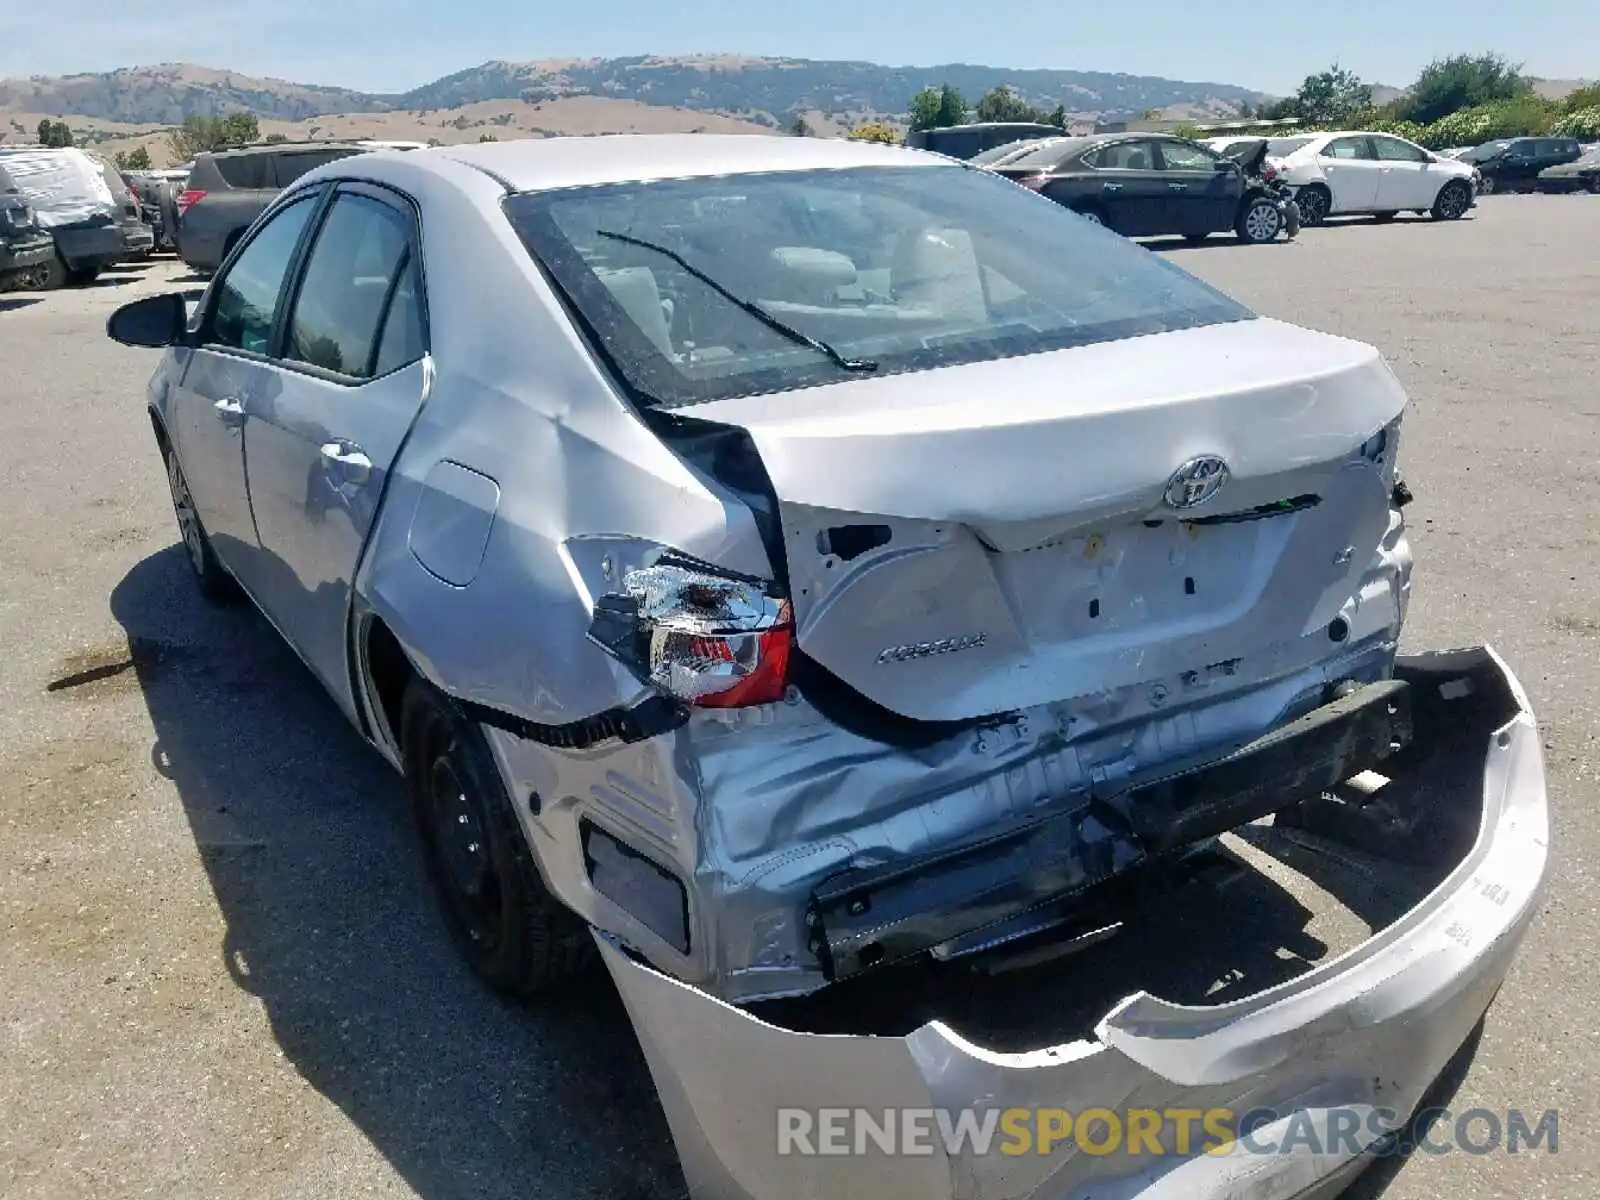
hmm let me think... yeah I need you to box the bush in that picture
[846,122,900,144]
[1551,107,1600,140]
[1413,96,1558,149]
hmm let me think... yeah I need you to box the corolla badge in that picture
[1163,456,1230,509]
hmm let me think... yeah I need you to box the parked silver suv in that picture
[177,142,371,274]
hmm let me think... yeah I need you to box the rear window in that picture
[505,164,1253,410]
[1001,138,1092,170]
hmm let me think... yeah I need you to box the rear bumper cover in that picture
[598,645,1548,1200]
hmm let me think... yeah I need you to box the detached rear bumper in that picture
[599,646,1549,1200]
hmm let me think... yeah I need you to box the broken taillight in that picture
[176,189,207,217]
[588,558,793,708]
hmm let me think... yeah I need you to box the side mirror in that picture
[107,292,187,348]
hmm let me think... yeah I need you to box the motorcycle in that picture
[1222,138,1300,241]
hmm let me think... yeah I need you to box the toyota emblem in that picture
[1163,456,1230,509]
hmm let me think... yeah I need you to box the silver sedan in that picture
[107,135,1548,1200]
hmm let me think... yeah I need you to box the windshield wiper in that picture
[595,229,878,372]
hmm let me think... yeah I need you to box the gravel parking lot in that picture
[2,196,1596,1200]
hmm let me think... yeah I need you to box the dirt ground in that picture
[1,194,1596,1199]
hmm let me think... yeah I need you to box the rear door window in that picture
[282,191,415,379]
[1155,140,1220,171]
[1322,137,1374,160]
[207,194,318,354]
[212,154,272,189]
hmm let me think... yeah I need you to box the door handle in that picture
[212,396,246,427]
[1102,182,1123,192]
[319,441,373,487]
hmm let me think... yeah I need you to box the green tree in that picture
[1287,64,1372,124]
[1397,54,1530,125]
[976,85,1041,124]
[165,111,260,161]
[478,132,499,142]
[265,132,290,144]
[907,84,968,131]
[789,114,812,137]
[1045,104,1067,129]
[112,147,152,170]
[36,118,74,148]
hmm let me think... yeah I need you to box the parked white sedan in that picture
[1271,131,1477,225]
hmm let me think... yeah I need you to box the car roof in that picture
[206,141,371,159]
[424,134,942,193]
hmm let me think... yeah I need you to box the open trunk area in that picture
[749,650,1505,1049]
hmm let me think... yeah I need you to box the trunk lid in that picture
[683,318,1408,723]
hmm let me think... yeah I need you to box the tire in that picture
[1587,176,1600,195]
[1477,175,1496,196]
[402,678,595,998]
[163,445,237,603]
[1373,211,1398,222]
[1235,196,1282,244]
[65,266,101,287]
[1294,185,1330,226]
[1431,180,1472,221]
[35,252,68,291]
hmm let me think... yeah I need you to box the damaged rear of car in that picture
[123,138,1548,1200]
[486,160,1420,1005]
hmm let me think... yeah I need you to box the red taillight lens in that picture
[176,188,207,217]
[589,558,793,709]
[685,625,793,708]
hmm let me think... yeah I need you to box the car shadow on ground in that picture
[0,296,42,312]
[107,547,687,1200]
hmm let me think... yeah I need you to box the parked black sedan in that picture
[1458,136,1582,193]
[987,132,1288,243]
[1537,146,1600,194]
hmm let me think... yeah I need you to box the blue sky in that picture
[7,0,1595,97]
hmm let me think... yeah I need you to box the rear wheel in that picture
[1432,180,1472,221]
[163,446,236,602]
[1236,196,1282,244]
[35,252,68,291]
[1294,185,1331,226]
[402,678,595,998]
[1477,175,1496,195]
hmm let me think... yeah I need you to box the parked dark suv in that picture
[906,122,1067,161]
[1460,137,1582,193]
[177,142,371,273]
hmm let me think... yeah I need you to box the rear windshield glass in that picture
[505,164,1253,409]
[1266,137,1313,156]
[969,139,1046,165]
[1001,138,1092,170]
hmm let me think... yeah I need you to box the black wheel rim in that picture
[1440,185,1468,218]
[422,726,506,952]
[1300,190,1327,223]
